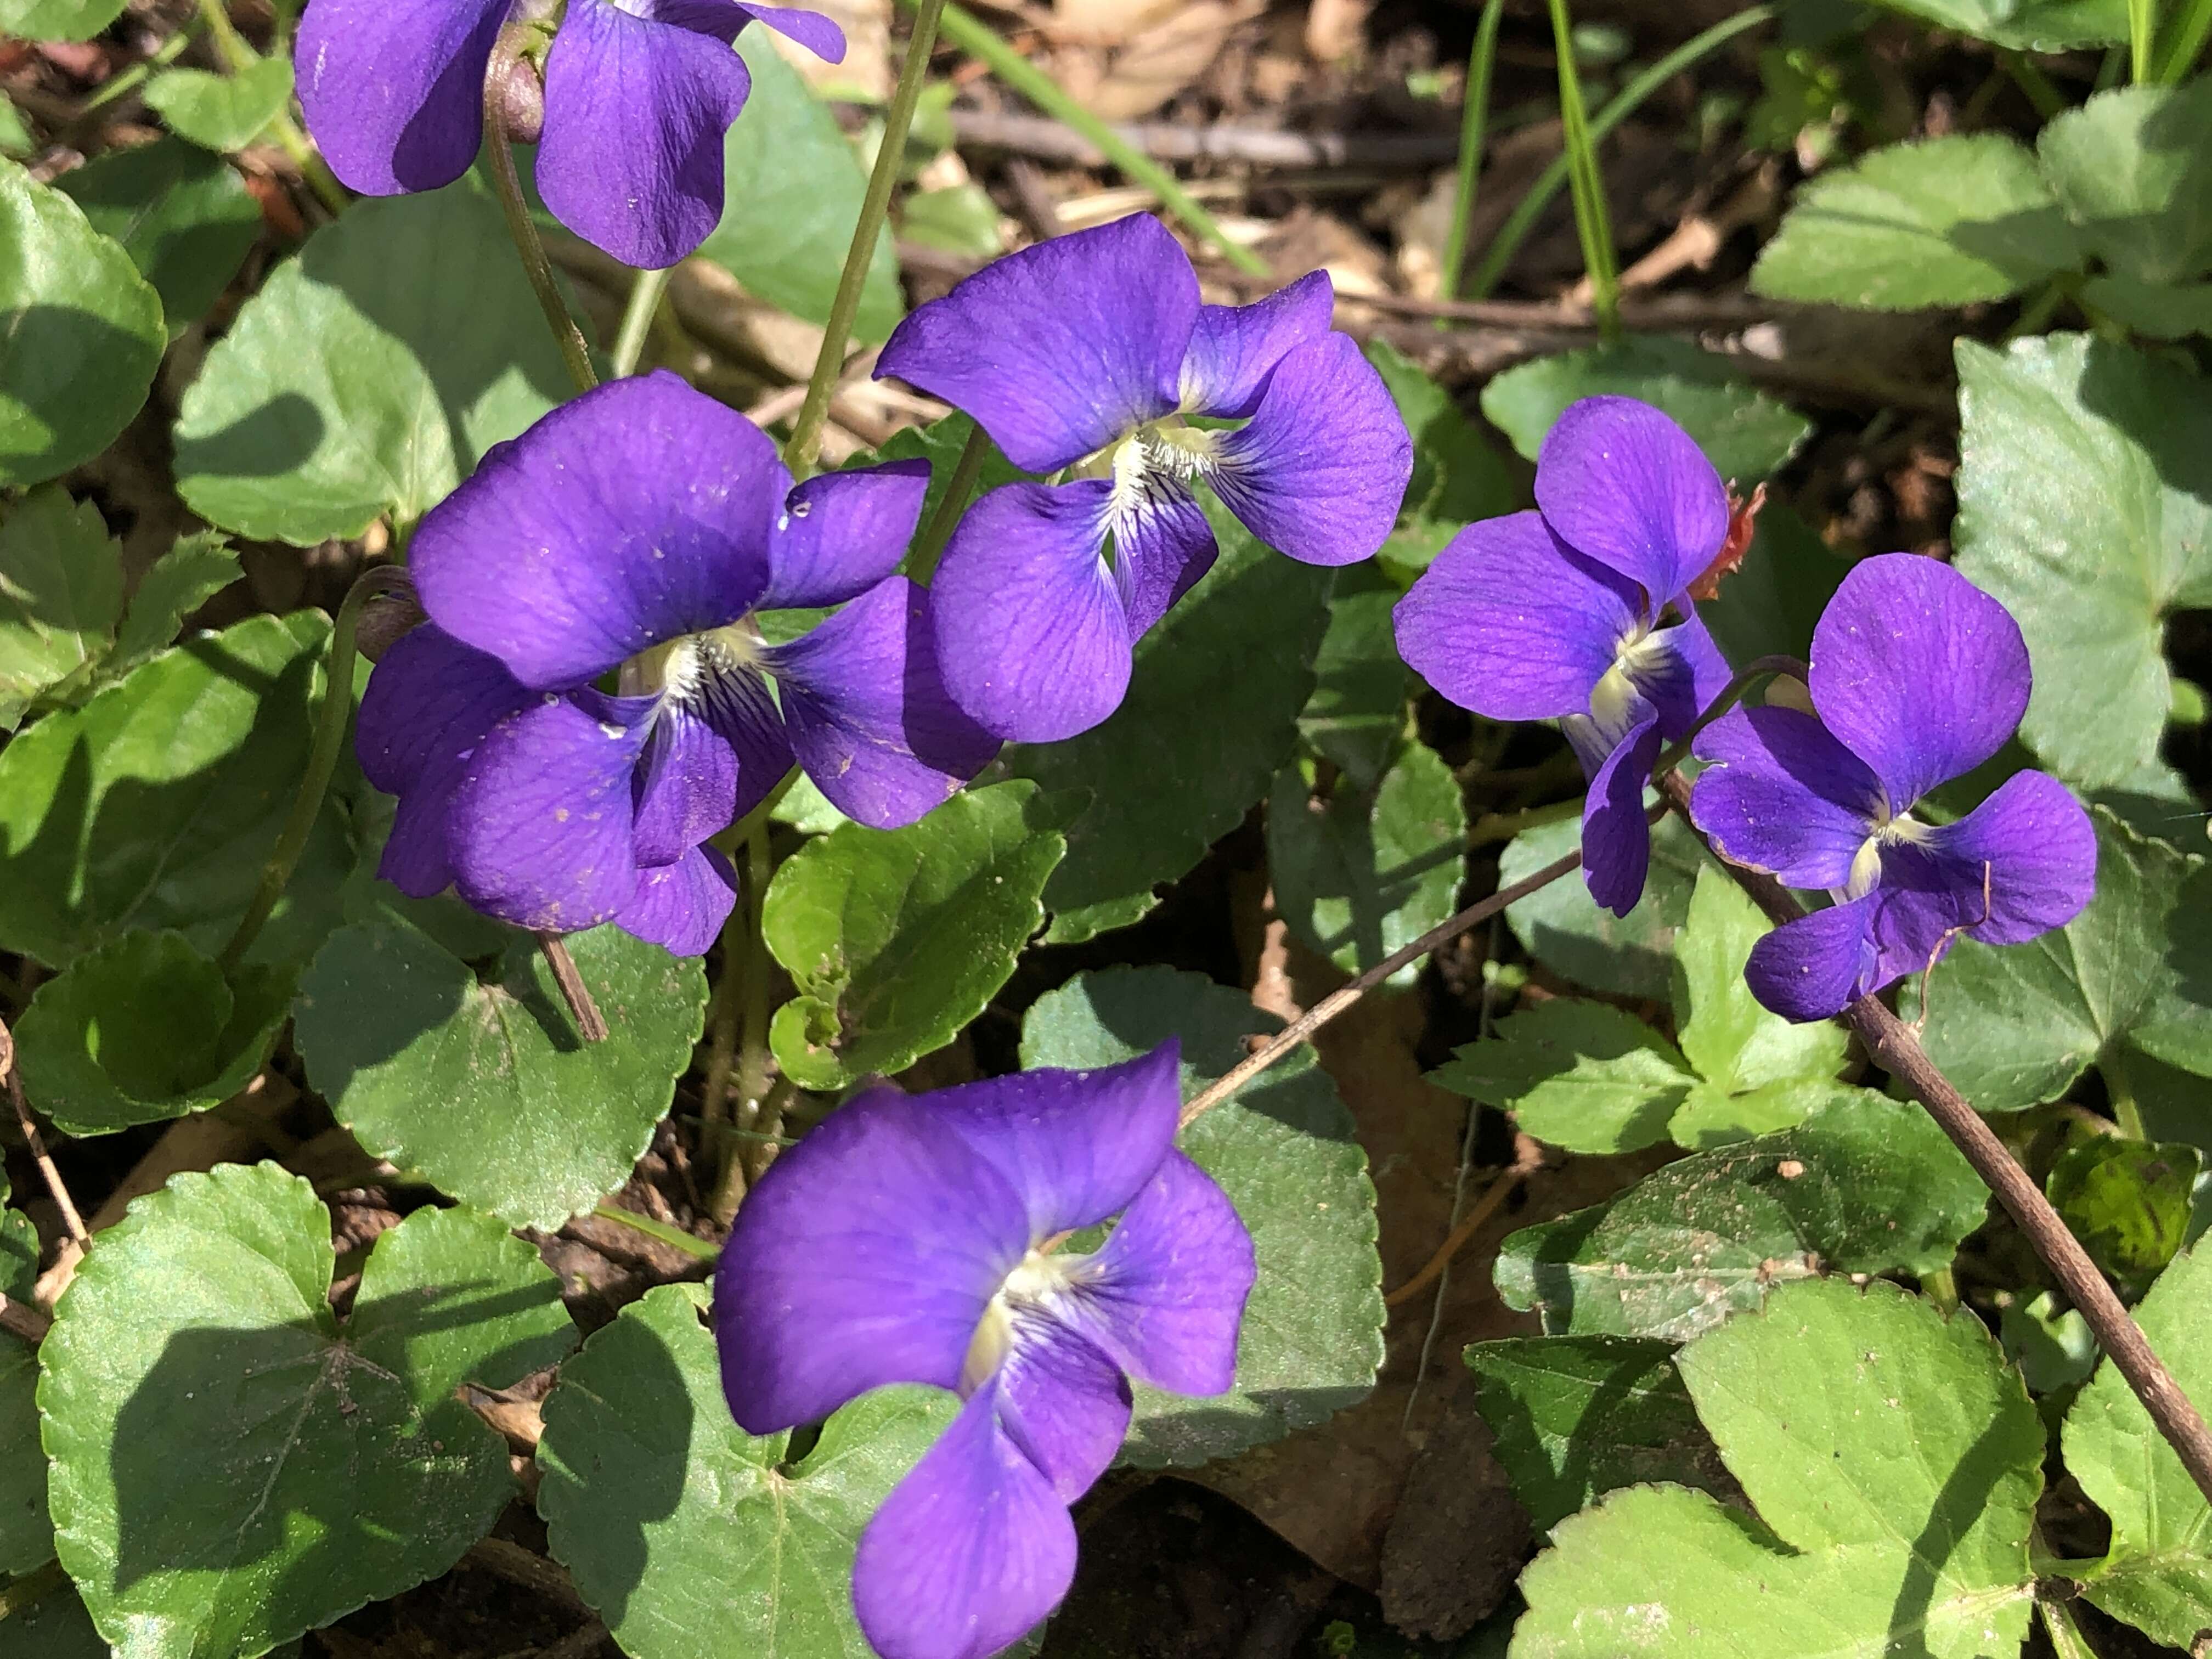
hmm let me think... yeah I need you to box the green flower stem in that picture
[916,0,1271,280]
[786,0,951,477]
[81,15,204,115]
[592,1204,721,1262]
[1544,0,1620,337]
[1919,1265,1961,1312]
[2157,0,2212,78]
[908,425,992,580]
[484,29,599,397]
[1467,797,1581,848]
[2038,1600,2099,1659]
[217,567,408,975]
[2104,1049,2149,1141]
[1441,0,1506,303]
[2001,51,2068,119]
[611,264,675,377]
[2131,0,2158,80]
[1463,4,1775,302]
[709,819,780,1225]
[195,0,348,216]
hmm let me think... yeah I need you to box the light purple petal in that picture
[1929,769,2097,946]
[994,1314,1132,1500]
[764,577,998,829]
[926,1045,1182,1240]
[1809,553,2031,814]
[1689,705,1882,890]
[1745,895,1880,1022]
[1056,1149,1252,1396]
[1392,511,1641,721]
[1534,396,1727,607]
[618,844,736,956]
[356,623,527,798]
[761,459,930,612]
[295,0,508,196]
[631,704,738,866]
[1637,610,1734,740]
[444,691,654,934]
[1579,713,1663,917]
[1110,478,1217,638]
[413,373,780,689]
[731,2,847,58]
[852,1388,1075,1659]
[1209,332,1412,567]
[539,0,752,269]
[930,480,1131,742]
[876,215,1194,473]
[1177,270,1335,420]
[714,1088,1029,1432]
[689,658,798,823]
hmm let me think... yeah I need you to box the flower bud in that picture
[355,575,426,664]
[495,52,544,146]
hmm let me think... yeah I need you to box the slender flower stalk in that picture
[483,29,599,397]
[612,264,675,379]
[907,425,992,581]
[196,0,348,214]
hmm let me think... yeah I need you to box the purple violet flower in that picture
[1393,396,1734,916]
[296,0,845,268]
[356,370,996,956]
[1689,553,2097,1022]
[874,214,1414,742]
[715,1045,1255,1659]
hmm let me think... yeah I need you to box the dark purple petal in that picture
[1929,769,2097,946]
[1745,895,1880,1022]
[539,0,752,269]
[1056,1149,1252,1396]
[444,691,654,934]
[852,1388,1073,1659]
[412,373,780,689]
[1578,713,1664,917]
[1534,396,1727,608]
[295,0,508,196]
[1636,610,1734,740]
[926,1045,1182,1240]
[994,1314,1132,1500]
[761,459,929,612]
[1208,332,1412,567]
[1690,705,1883,890]
[689,658,798,823]
[715,1088,1029,1433]
[630,704,738,866]
[1177,270,1335,420]
[763,577,998,829]
[876,215,1194,473]
[618,844,737,956]
[730,2,847,58]
[1392,511,1640,721]
[1110,479,1217,637]
[1809,552,2031,814]
[930,479,1132,742]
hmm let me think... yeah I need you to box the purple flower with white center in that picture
[295,0,845,268]
[1392,396,1734,916]
[356,371,997,956]
[715,1044,1255,1659]
[874,214,1414,742]
[1689,553,2097,1022]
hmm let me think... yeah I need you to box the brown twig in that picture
[535,933,609,1043]
[1654,770,2212,1507]
[0,1014,88,1247]
[0,1290,51,1345]
[1384,1139,1544,1310]
[1176,805,1663,1131]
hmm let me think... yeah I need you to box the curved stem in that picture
[1463,4,1776,302]
[484,29,598,397]
[1440,0,1505,303]
[196,0,347,215]
[1655,768,2212,1510]
[787,0,950,476]
[592,1204,719,1262]
[218,567,407,974]
[1650,652,1808,778]
[611,264,674,378]
[908,424,991,580]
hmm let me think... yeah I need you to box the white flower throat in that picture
[959,1248,1093,1394]
[1839,800,1936,901]
[617,622,768,711]
[1583,625,1675,745]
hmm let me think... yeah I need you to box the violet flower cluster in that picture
[716,1046,1256,1659]
[356,370,995,956]
[878,214,1414,741]
[296,0,845,268]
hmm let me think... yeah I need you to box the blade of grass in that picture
[2156,0,2212,78]
[1545,0,1620,336]
[1441,0,1506,302]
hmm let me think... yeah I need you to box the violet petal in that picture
[630,704,739,866]
[1745,895,1882,1022]
[1690,704,1883,890]
[617,843,737,955]
[295,0,509,196]
[1534,396,1727,608]
[1110,478,1217,639]
[762,459,930,612]
[1177,270,1335,420]
[1578,712,1664,918]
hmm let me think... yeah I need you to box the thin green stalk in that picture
[1468,798,1580,847]
[908,425,991,580]
[1650,653,1807,778]
[612,264,674,377]
[195,0,348,214]
[1441,0,1506,303]
[2157,0,2212,78]
[1463,4,1775,302]
[2006,279,2070,339]
[2037,1599,2099,1659]
[918,0,1270,280]
[710,821,778,1225]
[1920,1265,1961,1313]
[2105,1050,2148,1141]
[787,0,950,476]
[592,1204,720,1262]
[218,568,407,973]
[81,15,204,114]
[1545,0,1620,336]
[485,29,598,396]
[2002,52,2067,117]
[2131,0,2158,80]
